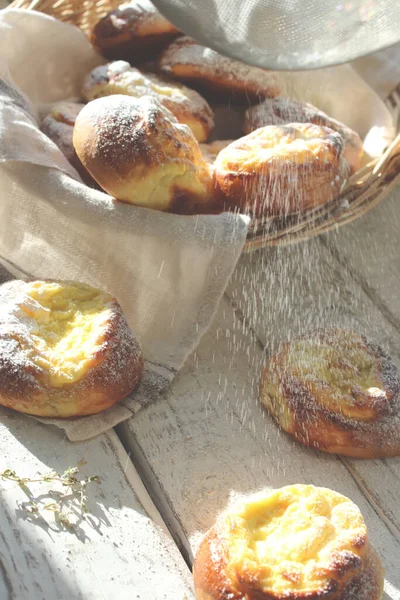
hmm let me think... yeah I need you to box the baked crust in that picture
[0,279,144,418]
[41,102,99,188]
[73,94,213,213]
[158,37,281,100]
[90,0,180,64]
[82,61,214,142]
[244,97,363,175]
[260,329,400,458]
[214,124,348,217]
[193,485,384,600]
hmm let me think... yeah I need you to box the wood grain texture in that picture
[321,189,400,551]
[323,191,400,331]
[0,407,194,600]
[120,296,400,599]
[224,232,400,542]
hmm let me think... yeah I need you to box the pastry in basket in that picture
[0,279,144,418]
[193,484,384,600]
[40,102,99,188]
[82,60,214,142]
[260,328,400,458]
[73,95,215,213]
[90,0,180,64]
[158,37,281,100]
[214,123,348,217]
[244,97,363,175]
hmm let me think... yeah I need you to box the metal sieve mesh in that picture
[152,0,400,70]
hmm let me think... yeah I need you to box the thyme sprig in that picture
[0,460,100,531]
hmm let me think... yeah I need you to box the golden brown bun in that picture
[214,123,348,217]
[40,102,99,188]
[158,37,281,101]
[193,485,384,600]
[73,95,213,214]
[90,0,180,64]
[82,61,214,142]
[0,280,144,418]
[260,328,400,458]
[244,97,363,175]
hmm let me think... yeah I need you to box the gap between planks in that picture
[119,222,400,599]
[119,295,400,600]
[224,234,400,544]
[225,281,400,547]
[0,410,195,600]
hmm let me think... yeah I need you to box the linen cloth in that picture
[0,8,396,440]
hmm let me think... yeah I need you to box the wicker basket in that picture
[9,0,400,250]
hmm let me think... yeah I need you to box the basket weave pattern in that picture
[9,0,400,249]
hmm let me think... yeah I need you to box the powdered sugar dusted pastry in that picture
[73,95,213,214]
[215,123,348,217]
[244,97,363,174]
[91,0,180,64]
[41,102,98,187]
[0,279,144,418]
[159,37,281,100]
[82,60,214,142]
[193,484,384,600]
[260,328,400,458]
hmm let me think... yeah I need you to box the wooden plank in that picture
[226,236,400,368]
[224,235,400,539]
[319,189,400,547]
[0,408,194,600]
[119,296,400,599]
[323,191,400,340]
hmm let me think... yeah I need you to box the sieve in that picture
[152,0,400,70]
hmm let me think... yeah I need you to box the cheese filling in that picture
[219,125,340,170]
[18,281,112,387]
[225,485,366,594]
[284,336,386,420]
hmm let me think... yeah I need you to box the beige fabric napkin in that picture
[0,9,249,440]
[0,8,397,440]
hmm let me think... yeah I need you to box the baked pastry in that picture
[82,60,214,142]
[193,484,384,600]
[41,102,98,188]
[0,279,144,418]
[90,0,180,64]
[214,123,348,217]
[73,95,213,213]
[244,97,363,175]
[159,37,281,100]
[260,328,400,458]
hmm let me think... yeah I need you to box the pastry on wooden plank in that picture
[193,484,384,600]
[0,279,143,417]
[260,328,400,458]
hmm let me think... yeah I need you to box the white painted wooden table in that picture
[1,191,400,597]
[1,197,400,600]
[0,408,194,599]
[119,190,400,599]
[1,3,399,598]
